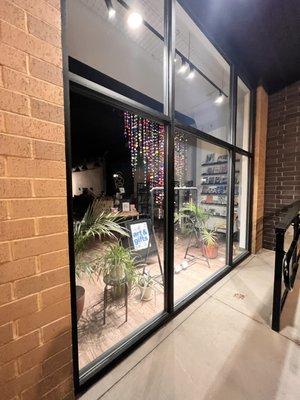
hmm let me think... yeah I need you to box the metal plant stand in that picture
[103,276,128,325]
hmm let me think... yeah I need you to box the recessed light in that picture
[127,11,143,29]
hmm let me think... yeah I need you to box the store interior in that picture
[70,91,247,369]
[67,0,249,370]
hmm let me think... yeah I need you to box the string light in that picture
[124,111,164,208]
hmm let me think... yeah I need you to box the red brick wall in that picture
[0,1,74,399]
[263,80,300,249]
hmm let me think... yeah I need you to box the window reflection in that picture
[174,131,228,301]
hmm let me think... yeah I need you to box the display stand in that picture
[183,230,211,268]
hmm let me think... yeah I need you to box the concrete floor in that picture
[80,249,300,400]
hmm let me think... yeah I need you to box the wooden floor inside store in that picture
[77,236,242,370]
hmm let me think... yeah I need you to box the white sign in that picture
[130,222,150,251]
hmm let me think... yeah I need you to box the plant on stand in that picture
[97,243,138,298]
[74,199,128,320]
[175,202,210,243]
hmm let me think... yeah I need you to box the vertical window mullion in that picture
[226,66,237,266]
[164,0,176,313]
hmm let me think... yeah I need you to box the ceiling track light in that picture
[214,91,224,105]
[105,0,116,19]
[127,11,143,29]
[178,60,189,75]
[187,68,195,80]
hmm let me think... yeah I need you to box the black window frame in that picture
[61,0,255,394]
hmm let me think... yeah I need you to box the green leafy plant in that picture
[201,226,219,247]
[175,202,210,237]
[74,199,128,278]
[137,273,154,288]
[98,243,138,284]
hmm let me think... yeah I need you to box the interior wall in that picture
[72,166,103,196]
[0,1,73,399]
[263,80,300,250]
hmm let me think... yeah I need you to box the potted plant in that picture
[175,202,210,242]
[74,199,128,320]
[137,273,155,301]
[201,226,219,259]
[98,243,138,298]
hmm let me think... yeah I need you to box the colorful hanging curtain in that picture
[124,111,165,189]
[174,130,188,186]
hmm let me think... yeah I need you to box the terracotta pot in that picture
[76,285,85,322]
[203,244,218,259]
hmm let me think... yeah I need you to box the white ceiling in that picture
[71,0,231,121]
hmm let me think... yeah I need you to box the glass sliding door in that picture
[70,92,165,370]
[173,130,228,301]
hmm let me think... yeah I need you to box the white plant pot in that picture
[139,286,153,301]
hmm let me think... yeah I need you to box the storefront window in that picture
[175,2,230,141]
[66,0,252,387]
[68,0,165,112]
[173,131,227,301]
[236,78,251,150]
[233,154,249,258]
[70,92,165,370]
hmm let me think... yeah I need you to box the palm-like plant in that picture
[74,199,129,278]
[175,202,210,237]
[201,226,218,247]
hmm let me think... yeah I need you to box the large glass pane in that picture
[174,131,228,302]
[175,2,230,141]
[233,155,249,258]
[236,78,251,150]
[68,0,165,113]
[70,91,165,370]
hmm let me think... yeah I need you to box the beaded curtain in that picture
[124,111,188,204]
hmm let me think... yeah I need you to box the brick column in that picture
[263,81,300,249]
[252,86,268,253]
[0,1,74,399]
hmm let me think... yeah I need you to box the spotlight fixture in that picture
[127,11,143,29]
[174,55,178,63]
[105,0,116,19]
[178,61,188,75]
[214,92,224,105]
[187,68,195,80]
